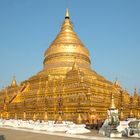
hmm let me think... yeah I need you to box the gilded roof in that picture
[44,9,90,66]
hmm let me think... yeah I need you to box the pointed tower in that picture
[133,87,138,104]
[65,8,70,18]
[132,88,139,117]
[72,61,79,71]
[134,88,138,97]
[43,8,90,75]
[114,78,122,89]
[114,79,120,87]
[11,76,17,87]
[66,61,84,78]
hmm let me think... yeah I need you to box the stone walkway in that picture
[0,127,139,140]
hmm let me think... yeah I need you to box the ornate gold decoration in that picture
[23,111,26,120]
[44,111,48,122]
[130,109,134,118]
[14,113,17,120]
[11,75,17,87]
[55,112,63,124]
[33,113,36,121]
[76,113,82,124]
[110,93,116,109]
[0,112,2,119]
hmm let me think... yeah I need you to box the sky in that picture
[0,0,140,94]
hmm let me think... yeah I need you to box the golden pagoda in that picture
[0,9,138,121]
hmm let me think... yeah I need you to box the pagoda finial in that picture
[134,87,137,92]
[13,75,15,80]
[11,75,17,87]
[134,87,138,96]
[110,93,116,109]
[114,77,121,87]
[65,8,70,19]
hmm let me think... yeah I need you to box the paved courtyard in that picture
[0,128,139,140]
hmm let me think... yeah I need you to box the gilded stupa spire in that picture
[134,87,137,93]
[114,77,119,85]
[114,78,121,87]
[134,87,138,97]
[65,8,70,19]
[11,75,17,87]
[43,8,90,73]
[61,8,73,32]
[110,93,116,109]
